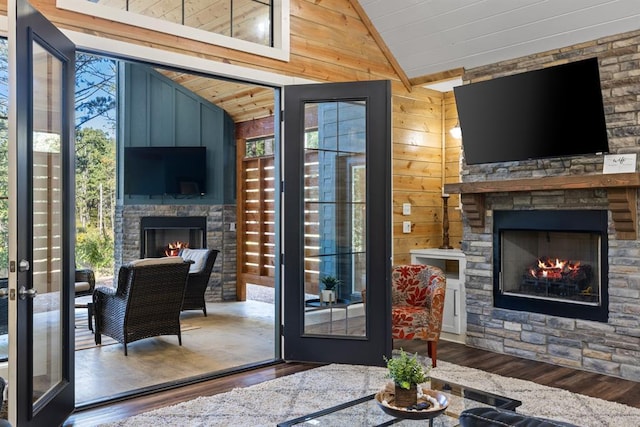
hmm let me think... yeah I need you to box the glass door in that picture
[283,80,391,365]
[9,0,76,425]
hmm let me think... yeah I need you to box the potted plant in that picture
[384,349,430,407]
[320,275,341,303]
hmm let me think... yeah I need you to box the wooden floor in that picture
[64,340,640,426]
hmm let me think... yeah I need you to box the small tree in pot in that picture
[384,349,430,407]
[320,275,341,303]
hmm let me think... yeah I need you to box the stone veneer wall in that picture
[114,204,237,301]
[460,29,640,381]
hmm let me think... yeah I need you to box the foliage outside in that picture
[0,48,117,278]
[74,54,117,276]
[384,349,430,390]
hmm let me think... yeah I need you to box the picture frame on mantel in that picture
[603,153,637,174]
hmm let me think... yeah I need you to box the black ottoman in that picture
[459,407,579,427]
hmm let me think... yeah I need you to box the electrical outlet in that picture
[402,203,411,215]
[402,221,412,233]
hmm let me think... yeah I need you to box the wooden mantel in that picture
[443,172,640,239]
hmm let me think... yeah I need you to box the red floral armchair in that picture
[391,264,446,368]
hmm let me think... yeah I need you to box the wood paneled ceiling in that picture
[159,70,275,124]
[358,0,640,82]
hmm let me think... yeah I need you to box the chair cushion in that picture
[128,256,184,267]
[180,248,210,273]
[75,281,92,293]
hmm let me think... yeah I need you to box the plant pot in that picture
[394,383,417,407]
[320,289,335,303]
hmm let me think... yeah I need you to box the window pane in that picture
[303,100,366,338]
[90,0,273,47]
[185,0,231,35]
[233,0,271,45]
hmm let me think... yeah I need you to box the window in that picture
[57,0,289,61]
[245,136,274,158]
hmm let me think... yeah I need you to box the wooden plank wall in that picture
[392,86,444,264]
[29,0,448,265]
[33,151,61,294]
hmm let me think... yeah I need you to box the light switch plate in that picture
[402,221,411,233]
[402,203,411,215]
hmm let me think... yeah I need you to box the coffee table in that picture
[277,376,521,426]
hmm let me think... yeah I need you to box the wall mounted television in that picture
[454,57,609,165]
[124,146,207,196]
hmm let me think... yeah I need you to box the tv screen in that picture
[454,58,609,165]
[124,146,207,196]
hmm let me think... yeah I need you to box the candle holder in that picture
[440,194,453,249]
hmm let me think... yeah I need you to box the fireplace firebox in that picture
[493,210,608,322]
[140,216,207,258]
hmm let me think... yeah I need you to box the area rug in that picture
[101,361,640,426]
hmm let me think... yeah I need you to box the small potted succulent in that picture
[320,275,341,303]
[384,349,430,407]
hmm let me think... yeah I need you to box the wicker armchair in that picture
[93,257,190,355]
[75,268,96,297]
[179,248,219,316]
[391,264,446,368]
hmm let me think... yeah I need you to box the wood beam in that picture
[409,68,465,87]
[349,0,412,92]
[444,173,640,239]
[444,173,640,194]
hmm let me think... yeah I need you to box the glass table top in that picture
[277,376,522,427]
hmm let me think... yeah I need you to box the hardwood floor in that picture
[64,340,640,426]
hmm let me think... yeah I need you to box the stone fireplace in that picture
[446,182,640,381]
[442,28,640,382]
[493,209,608,322]
[115,204,237,301]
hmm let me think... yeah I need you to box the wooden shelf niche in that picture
[444,173,640,240]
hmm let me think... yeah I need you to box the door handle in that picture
[0,288,7,299]
[18,259,30,272]
[18,286,37,300]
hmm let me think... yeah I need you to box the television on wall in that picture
[454,57,610,165]
[124,146,207,196]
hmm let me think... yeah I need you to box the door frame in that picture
[282,80,392,366]
[9,0,76,425]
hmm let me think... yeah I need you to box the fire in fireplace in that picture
[493,210,608,322]
[140,216,207,258]
[165,241,189,257]
[522,256,596,302]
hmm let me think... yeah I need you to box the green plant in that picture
[384,349,429,390]
[320,275,341,291]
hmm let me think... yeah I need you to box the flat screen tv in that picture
[454,58,609,165]
[124,146,207,196]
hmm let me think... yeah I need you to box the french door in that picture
[283,80,392,365]
[9,0,76,425]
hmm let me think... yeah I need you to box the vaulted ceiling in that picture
[359,0,640,85]
[161,1,640,123]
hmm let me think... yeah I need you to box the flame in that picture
[165,241,189,257]
[530,256,577,280]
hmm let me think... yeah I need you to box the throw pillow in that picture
[180,248,210,273]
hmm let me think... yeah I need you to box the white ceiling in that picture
[358,0,640,81]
